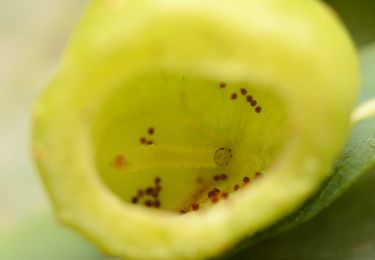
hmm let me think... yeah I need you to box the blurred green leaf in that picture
[324,0,375,46]
[239,168,375,260]
[224,44,375,259]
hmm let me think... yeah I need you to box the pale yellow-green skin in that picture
[32,0,358,259]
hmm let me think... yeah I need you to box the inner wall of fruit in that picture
[92,71,287,213]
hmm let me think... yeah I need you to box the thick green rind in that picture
[221,45,375,259]
[324,0,375,47]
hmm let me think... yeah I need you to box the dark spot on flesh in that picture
[146,187,154,195]
[231,93,237,100]
[154,200,161,208]
[255,172,263,178]
[255,106,262,113]
[148,127,154,135]
[192,203,199,211]
[208,190,216,198]
[220,174,227,180]
[208,187,221,198]
[251,100,257,107]
[214,175,220,181]
[180,210,187,214]
[113,155,125,169]
[219,82,226,88]
[243,176,250,184]
[131,197,138,204]
[132,178,163,208]
[240,88,247,95]
[234,184,240,191]
[140,137,146,144]
[246,95,253,102]
[221,192,228,199]
[211,195,219,203]
[146,140,153,145]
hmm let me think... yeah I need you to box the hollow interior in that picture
[91,70,288,214]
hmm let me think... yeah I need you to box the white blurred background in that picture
[0,0,88,232]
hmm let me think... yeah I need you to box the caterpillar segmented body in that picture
[123,145,226,172]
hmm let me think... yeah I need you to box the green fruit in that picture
[32,0,358,259]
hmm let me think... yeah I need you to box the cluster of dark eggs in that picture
[178,172,263,214]
[220,82,262,113]
[130,177,162,208]
[140,127,155,145]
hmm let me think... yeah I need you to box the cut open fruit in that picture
[32,0,358,259]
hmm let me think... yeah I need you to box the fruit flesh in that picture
[92,71,287,212]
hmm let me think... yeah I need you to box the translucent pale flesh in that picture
[32,0,358,259]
